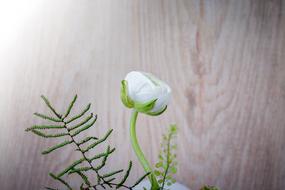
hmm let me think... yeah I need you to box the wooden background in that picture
[0,0,284,189]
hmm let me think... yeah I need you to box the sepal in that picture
[134,99,157,113]
[146,105,167,116]
[121,80,134,108]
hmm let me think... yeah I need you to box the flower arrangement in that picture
[25,71,219,190]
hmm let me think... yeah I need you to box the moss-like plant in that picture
[25,95,150,190]
[154,125,178,189]
[200,186,220,190]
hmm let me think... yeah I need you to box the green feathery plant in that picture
[154,125,178,190]
[200,186,220,190]
[25,95,150,190]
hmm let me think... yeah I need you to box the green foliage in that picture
[200,186,220,190]
[26,95,150,190]
[154,125,178,190]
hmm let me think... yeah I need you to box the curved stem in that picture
[130,110,160,190]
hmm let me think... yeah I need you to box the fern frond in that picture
[64,95,77,119]
[45,187,58,190]
[78,136,98,146]
[69,167,92,174]
[70,115,97,137]
[88,147,116,162]
[102,169,124,178]
[82,129,113,153]
[75,171,91,186]
[101,184,106,189]
[25,125,64,131]
[30,129,69,138]
[42,140,73,155]
[106,178,116,182]
[116,161,132,188]
[66,103,91,124]
[28,95,151,190]
[131,172,151,188]
[34,113,62,122]
[57,158,85,178]
[68,113,94,131]
[94,146,112,171]
[41,95,62,119]
[49,173,72,190]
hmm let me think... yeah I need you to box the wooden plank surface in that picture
[0,0,284,189]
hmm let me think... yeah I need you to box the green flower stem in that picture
[130,110,160,190]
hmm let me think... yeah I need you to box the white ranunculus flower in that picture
[121,71,171,115]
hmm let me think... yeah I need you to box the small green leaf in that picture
[117,161,132,188]
[42,140,72,154]
[49,173,72,190]
[155,162,163,168]
[102,169,123,178]
[158,179,163,184]
[134,99,157,113]
[88,147,115,162]
[34,113,62,122]
[64,95,77,119]
[66,103,91,124]
[146,105,167,116]
[68,167,92,174]
[82,129,113,153]
[25,125,64,131]
[30,129,68,138]
[68,113,94,131]
[78,136,98,145]
[70,115,97,137]
[121,80,134,108]
[170,166,177,174]
[41,95,62,119]
[57,158,85,178]
[154,170,161,176]
[131,172,150,188]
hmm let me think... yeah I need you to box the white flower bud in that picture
[121,71,171,115]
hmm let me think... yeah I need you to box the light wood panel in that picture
[0,0,284,189]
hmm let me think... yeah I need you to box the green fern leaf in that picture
[74,171,91,186]
[70,115,97,137]
[94,146,112,171]
[131,172,151,188]
[27,95,152,190]
[45,187,58,190]
[106,177,116,182]
[34,112,62,122]
[102,169,124,178]
[57,158,85,178]
[88,147,116,162]
[49,173,72,190]
[41,95,62,119]
[65,103,91,124]
[82,129,113,153]
[30,129,69,138]
[69,167,92,174]
[42,140,73,155]
[68,113,94,131]
[78,136,98,145]
[25,125,65,131]
[63,95,77,119]
[116,161,132,188]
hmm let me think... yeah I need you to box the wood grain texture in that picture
[0,0,284,189]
